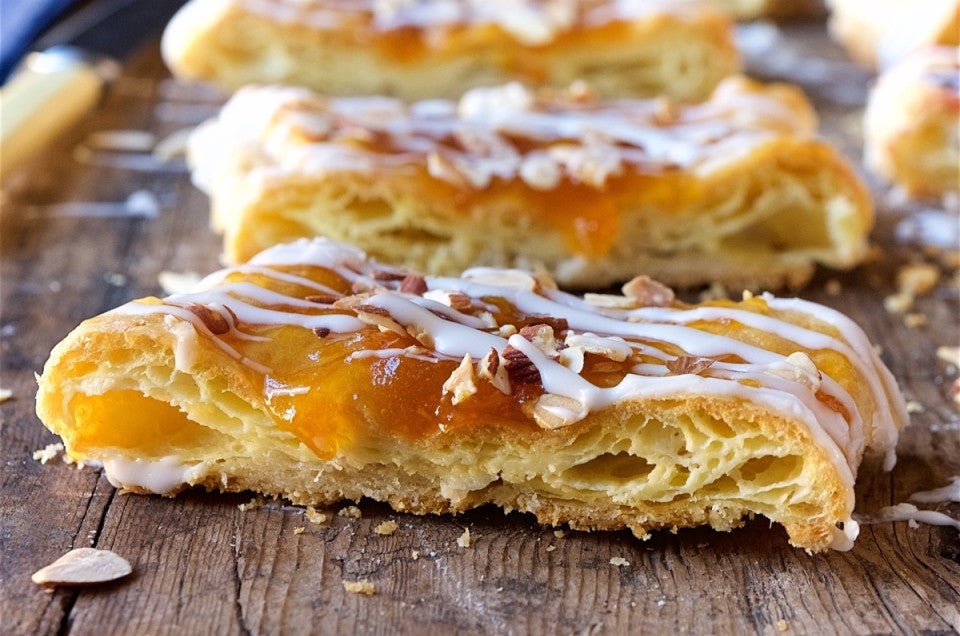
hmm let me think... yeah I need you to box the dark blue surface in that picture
[1,0,76,82]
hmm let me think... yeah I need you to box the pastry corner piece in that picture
[864,46,960,199]
[188,76,873,291]
[36,238,908,552]
[161,0,740,101]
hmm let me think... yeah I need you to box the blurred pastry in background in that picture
[186,77,873,290]
[864,47,959,199]
[162,0,740,101]
[710,0,824,21]
[826,0,958,68]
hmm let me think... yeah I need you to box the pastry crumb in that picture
[609,557,630,567]
[903,313,927,328]
[824,279,842,296]
[553,529,565,538]
[374,520,399,536]
[411,550,420,560]
[343,579,376,595]
[776,619,788,632]
[0,387,12,403]
[896,262,939,296]
[338,505,362,518]
[883,291,913,314]
[293,526,305,535]
[237,497,263,512]
[546,545,556,552]
[32,548,132,587]
[456,528,471,548]
[33,443,64,464]
[305,506,327,524]
[905,400,925,414]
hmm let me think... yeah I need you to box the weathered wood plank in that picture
[1,23,957,636]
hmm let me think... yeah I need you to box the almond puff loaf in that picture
[36,239,908,552]
[187,77,874,290]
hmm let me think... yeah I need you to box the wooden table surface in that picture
[2,22,958,636]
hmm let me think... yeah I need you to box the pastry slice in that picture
[864,47,959,198]
[826,0,959,68]
[36,238,907,551]
[187,77,873,290]
[161,0,740,101]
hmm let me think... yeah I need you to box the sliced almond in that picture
[622,275,675,307]
[564,333,631,362]
[764,352,821,390]
[666,355,715,376]
[355,304,407,337]
[32,548,132,587]
[533,393,586,429]
[478,348,511,395]
[583,293,638,310]
[442,354,478,405]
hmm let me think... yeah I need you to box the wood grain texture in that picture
[1,26,958,635]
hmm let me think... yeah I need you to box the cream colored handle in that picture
[0,50,106,181]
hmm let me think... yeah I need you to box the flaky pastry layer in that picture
[161,0,740,101]
[36,239,907,551]
[864,47,960,198]
[188,77,873,290]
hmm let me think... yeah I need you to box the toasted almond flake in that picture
[293,526,306,535]
[355,304,407,337]
[305,506,327,524]
[33,443,64,464]
[338,505,362,519]
[443,354,477,405]
[765,352,821,390]
[609,557,630,567]
[374,520,399,536]
[305,292,340,304]
[622,275,675,307]
[313,326,331,338]
[519,324,559,357]
[32,548,132,586]
[423,290,472,312]
[401,323,433,349]
[498,324,518,337]
[558,346,585,373]
[936,346,960,367]
[564,333,631,362]
[583,293,637,309]
[456,528,471,548]
[478,348,511,395]
[185,303,231,335]
[343,579,376,595]
[533,393,586,429]
[666,355,715,376]
[400,274,428,295]
[503,345,540,385]
[519,153,562,190]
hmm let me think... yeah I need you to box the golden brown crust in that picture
[162,0,740,101]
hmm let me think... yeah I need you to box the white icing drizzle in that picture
[187,77,809,195]
[910,476,960,504]
[855,503,960,532]
[103,238,905,506]
[103,456,200,494]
